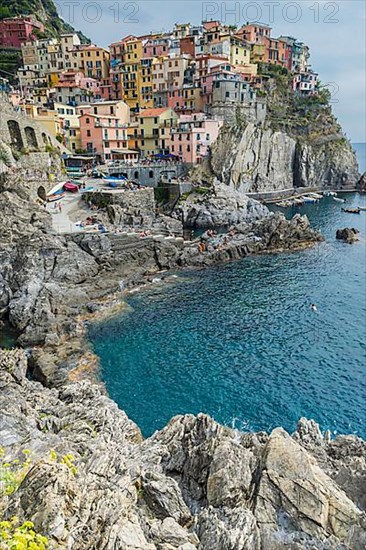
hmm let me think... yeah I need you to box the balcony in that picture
[94,121,129,129]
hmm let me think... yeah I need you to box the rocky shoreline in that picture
[1,168,365,549]
[1,349,365,549]
[0,174,323,385]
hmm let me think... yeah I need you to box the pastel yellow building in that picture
[230,36,251,66]
[138,107,178,156]
[119,37,142,110]
[72,45,110,81]
[251,43,266,64]
[55,102,81,152]
[22,105,62,140]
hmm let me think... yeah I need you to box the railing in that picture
[94,121,129,128]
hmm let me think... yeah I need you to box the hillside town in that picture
[0,15,319,167]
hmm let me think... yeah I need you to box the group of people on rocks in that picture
[197,226,239,254]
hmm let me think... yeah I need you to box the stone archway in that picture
[7,120,23,150]
[37,185,46,201]
[24,126,38,149]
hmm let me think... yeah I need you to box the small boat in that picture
[333,196,345,203]
[302,196,318,204]
[275,200,291,208]
[63,181,79,193]
[358,206,366,211]
[103,175,126,186]
[307,192,323,199]
[293,198,304,206]
[341,207,361,214]
[324,191,337,197]
[47,192,65,202]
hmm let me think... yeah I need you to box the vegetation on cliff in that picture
[257,64,349,150]
[0,0,90,46]
[0,0,89,82]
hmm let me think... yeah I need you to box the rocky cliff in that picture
[210,74,360,193]
[210,123,359,193]
[0,349,365,550]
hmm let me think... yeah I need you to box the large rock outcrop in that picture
[174,182,269,228]
[210,123,359,193]
[0,349,365,550]
[357,172,366,193]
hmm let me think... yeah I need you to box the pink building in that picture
[0,16,44,48]
[55,71,102,105]
[200,62,240,104]
[169,113,223,164]
[142,37,170,58]
[79,100,130,162]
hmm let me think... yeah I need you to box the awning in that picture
[152,153,179,159]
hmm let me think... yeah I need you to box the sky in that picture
[55,0,366,142]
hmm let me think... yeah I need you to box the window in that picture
[206,134,210,141]
[104,141,110,148]
[110,106,114,114]
[187,144,190,152]
[149,170,154,178]
[86,130,91,137]
[154,117,158,123]
[93,107,97,114]
[171,145,174,151]
[86,117,90,123]
[155,140,158,146]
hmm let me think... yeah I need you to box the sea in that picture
[87,146,365,438]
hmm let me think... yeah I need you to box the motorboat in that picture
[323,191,337,197]
[307,192,323,199]
[103,175,126,186]
[333,196,345,203]
[342,207,361,214]
[302,196,318,203]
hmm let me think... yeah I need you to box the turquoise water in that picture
[89,193,366,438]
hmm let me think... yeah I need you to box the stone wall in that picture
[0,98,68,154]
[83,187,156,226]
[105,163,188,187]
[208,100,267,126]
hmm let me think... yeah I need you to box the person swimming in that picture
[311,304,318,312]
